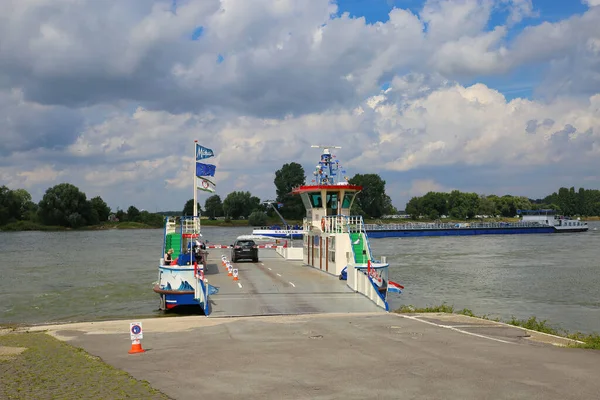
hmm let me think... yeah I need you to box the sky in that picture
[1,0,599,213]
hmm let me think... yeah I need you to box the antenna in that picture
[311,145,341,155]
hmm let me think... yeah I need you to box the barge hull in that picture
[366,227,556,238]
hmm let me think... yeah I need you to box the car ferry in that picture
[152,140,214,314]
[153,216,209,312]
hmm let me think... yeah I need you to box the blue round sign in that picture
[131,325,141,335]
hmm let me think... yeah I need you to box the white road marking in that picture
[400,315,514,345]
[289,282,296,287]
[261,263,265,266]
[268,268,272,271]
[237,282,243,289]
[277,273,282,277]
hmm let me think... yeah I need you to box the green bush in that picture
[248,211,268,226]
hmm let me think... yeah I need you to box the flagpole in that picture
[193,140,198,219]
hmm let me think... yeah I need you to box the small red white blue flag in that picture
[388,280,404,294]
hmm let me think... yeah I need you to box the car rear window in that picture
[236,240,255,246]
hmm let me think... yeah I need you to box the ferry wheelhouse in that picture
[292,146,403,310]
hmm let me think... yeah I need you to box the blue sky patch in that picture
[335,0,588,26]
[335,0,425,23]
[191,26,204,41]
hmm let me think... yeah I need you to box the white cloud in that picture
[0,0,574,115]
[0,1,599,211]
[3,79,598,210]
[501,0,537,24]
[583,0,600,7]
[405,179,452,197]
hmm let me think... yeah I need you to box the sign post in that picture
[233,268,239,281]
[128,322,145,354]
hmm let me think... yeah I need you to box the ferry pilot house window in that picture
[342,193,355,208]
[326,193,338,215]
[310,193,322,208]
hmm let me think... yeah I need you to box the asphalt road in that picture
[205,249,381,317]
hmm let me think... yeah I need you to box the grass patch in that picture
[0,218,305,232]
[567,333,600,350]
[396,303,455,314]
[508,316,559,335]
[94,221,156,229]
[394,304,600,350]
[0,332,170,399]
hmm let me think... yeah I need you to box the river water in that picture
[1,223,599,333]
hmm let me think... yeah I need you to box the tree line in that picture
[405,187,600,220]
[3,167,598,231]
[0,183,163,229]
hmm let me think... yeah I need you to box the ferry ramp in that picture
[204,249,381,317]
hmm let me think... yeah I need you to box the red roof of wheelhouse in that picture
[291,184,363,195]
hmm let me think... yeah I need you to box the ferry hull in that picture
[153,286,204,310]
[366,226,557,238]
[164,293,201,309]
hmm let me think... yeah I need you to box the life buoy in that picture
[321,217,326,231]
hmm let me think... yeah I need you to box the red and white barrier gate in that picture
[206,241,288,249]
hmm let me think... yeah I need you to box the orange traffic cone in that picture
[128,339,145,354]
[228,268,233,277]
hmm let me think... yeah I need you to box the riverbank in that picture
[2,216,598,232]
[0,218,281,232]
[0,221,162,232]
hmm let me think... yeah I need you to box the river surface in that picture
[1,222,599,333]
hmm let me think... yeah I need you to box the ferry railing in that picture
[181,216,200,234]
[322,215,376,263]
[254,224,304,231]
[343,215,376,262]
[194,275,208,314]
[361,217,377,263]
[303,218,311,232]
[165,217,177,235]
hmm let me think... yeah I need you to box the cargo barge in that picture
[364,210,588,238]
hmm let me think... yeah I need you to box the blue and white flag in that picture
[196,162,216,177]
[195,144,214,160]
